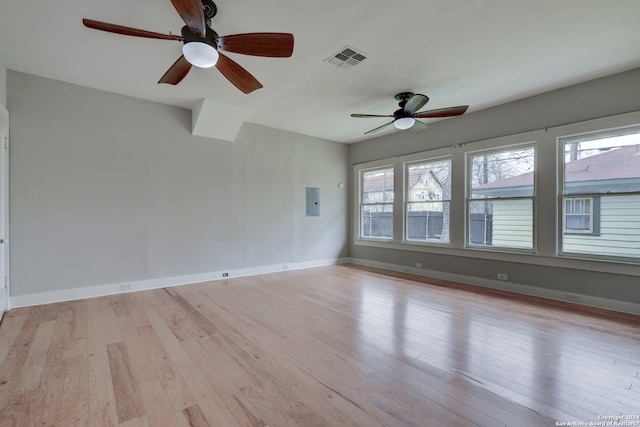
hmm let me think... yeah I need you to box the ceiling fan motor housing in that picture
[393,108,409,120]
[181,25,219,48]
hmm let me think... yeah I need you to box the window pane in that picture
[406,159,451,243]
[561,129,640,259]
[407,202,449,243]
[562,194,640,259]
[361,167,394,239]
[361,204,393,239]
[362,168,394,203]
[470,147,535,198]
[563,132,640,195]
[407,159,451,202]
[469,199,533,249]
[564,197,593,233]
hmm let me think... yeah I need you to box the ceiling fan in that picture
[82,0,294,94]
[351,92,469,134]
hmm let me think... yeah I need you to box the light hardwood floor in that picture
[0,264,639,426]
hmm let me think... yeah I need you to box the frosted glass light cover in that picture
[393,117,416,130]
[182,42,219,68]
[394,117,415,130]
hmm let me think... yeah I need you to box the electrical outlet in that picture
[120,283,133,291]
[566,294,580,303]
[497,273,508,281]
[222,272,229,277]
[415,262,422,268]
[283,264,289,270]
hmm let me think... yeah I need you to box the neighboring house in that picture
[363,169,444,204]
[473,144,640,257]
[407,170,445,212]
[362,171,394,204]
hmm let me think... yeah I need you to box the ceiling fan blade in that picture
[414,105,469,119]
[82,19,184,41]
[410,120,429,133]
[170,0,206,37]
[364,121,395,135]
[216,33,294,57]
[404,94,429,114]
[158,55,192,85]
[351,113,394,118]
[216,52,263,94]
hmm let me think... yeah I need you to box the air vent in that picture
[324,45,368,69]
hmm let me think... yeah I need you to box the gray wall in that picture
[8,71,349,297]
[349,68,640,306]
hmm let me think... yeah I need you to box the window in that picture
[353,111,640,272]
[467,145,535,250]
[360,167,394,239]
[405,158,451,243]
[563,196,600,234]
[560,127,640,259]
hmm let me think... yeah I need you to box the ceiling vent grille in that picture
[324,46,368,69]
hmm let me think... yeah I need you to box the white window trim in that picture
[465,142,537,253]
[358,165,395,242]
[404,156,452,246]
[557,121,640,262]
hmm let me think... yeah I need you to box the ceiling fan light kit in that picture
[82,0,294,93]
[394,117,415,130]
[182,41,218,68]
[351,92,470,135]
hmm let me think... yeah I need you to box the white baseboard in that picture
[9,257,350,309]
[347,258,640,316]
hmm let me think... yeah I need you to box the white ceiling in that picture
[1,0,640,143]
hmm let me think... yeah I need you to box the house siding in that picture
[563,195,640,258]
[490,199,533,249]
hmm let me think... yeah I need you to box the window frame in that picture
[465,143,537,253]
[562,196,601,235]
[558,124,640,261]
[359,165,395,241]
[404,157,452,245]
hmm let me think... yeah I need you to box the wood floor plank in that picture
[1,389,43,427]
[180,337,270,427]
[177,364,241,427]
[59,352,90,426]
[145,289,206,342]
[133,295,195,368]
[138,378,180,427]
[14,319,55,393]
[35,359,65,426]
[116,315,157,384]
[106,342,145,424]
[0,264,639,426]
[70,299,89,342]
[0,309,30,367]
[122,294,151,328]
[100,299,123,345]
[88,350,119,427]
[0,311,42,410]
[119,415,150,427]
[87,299,106,357]
[136,325,196,415]
[182,404,211,427]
